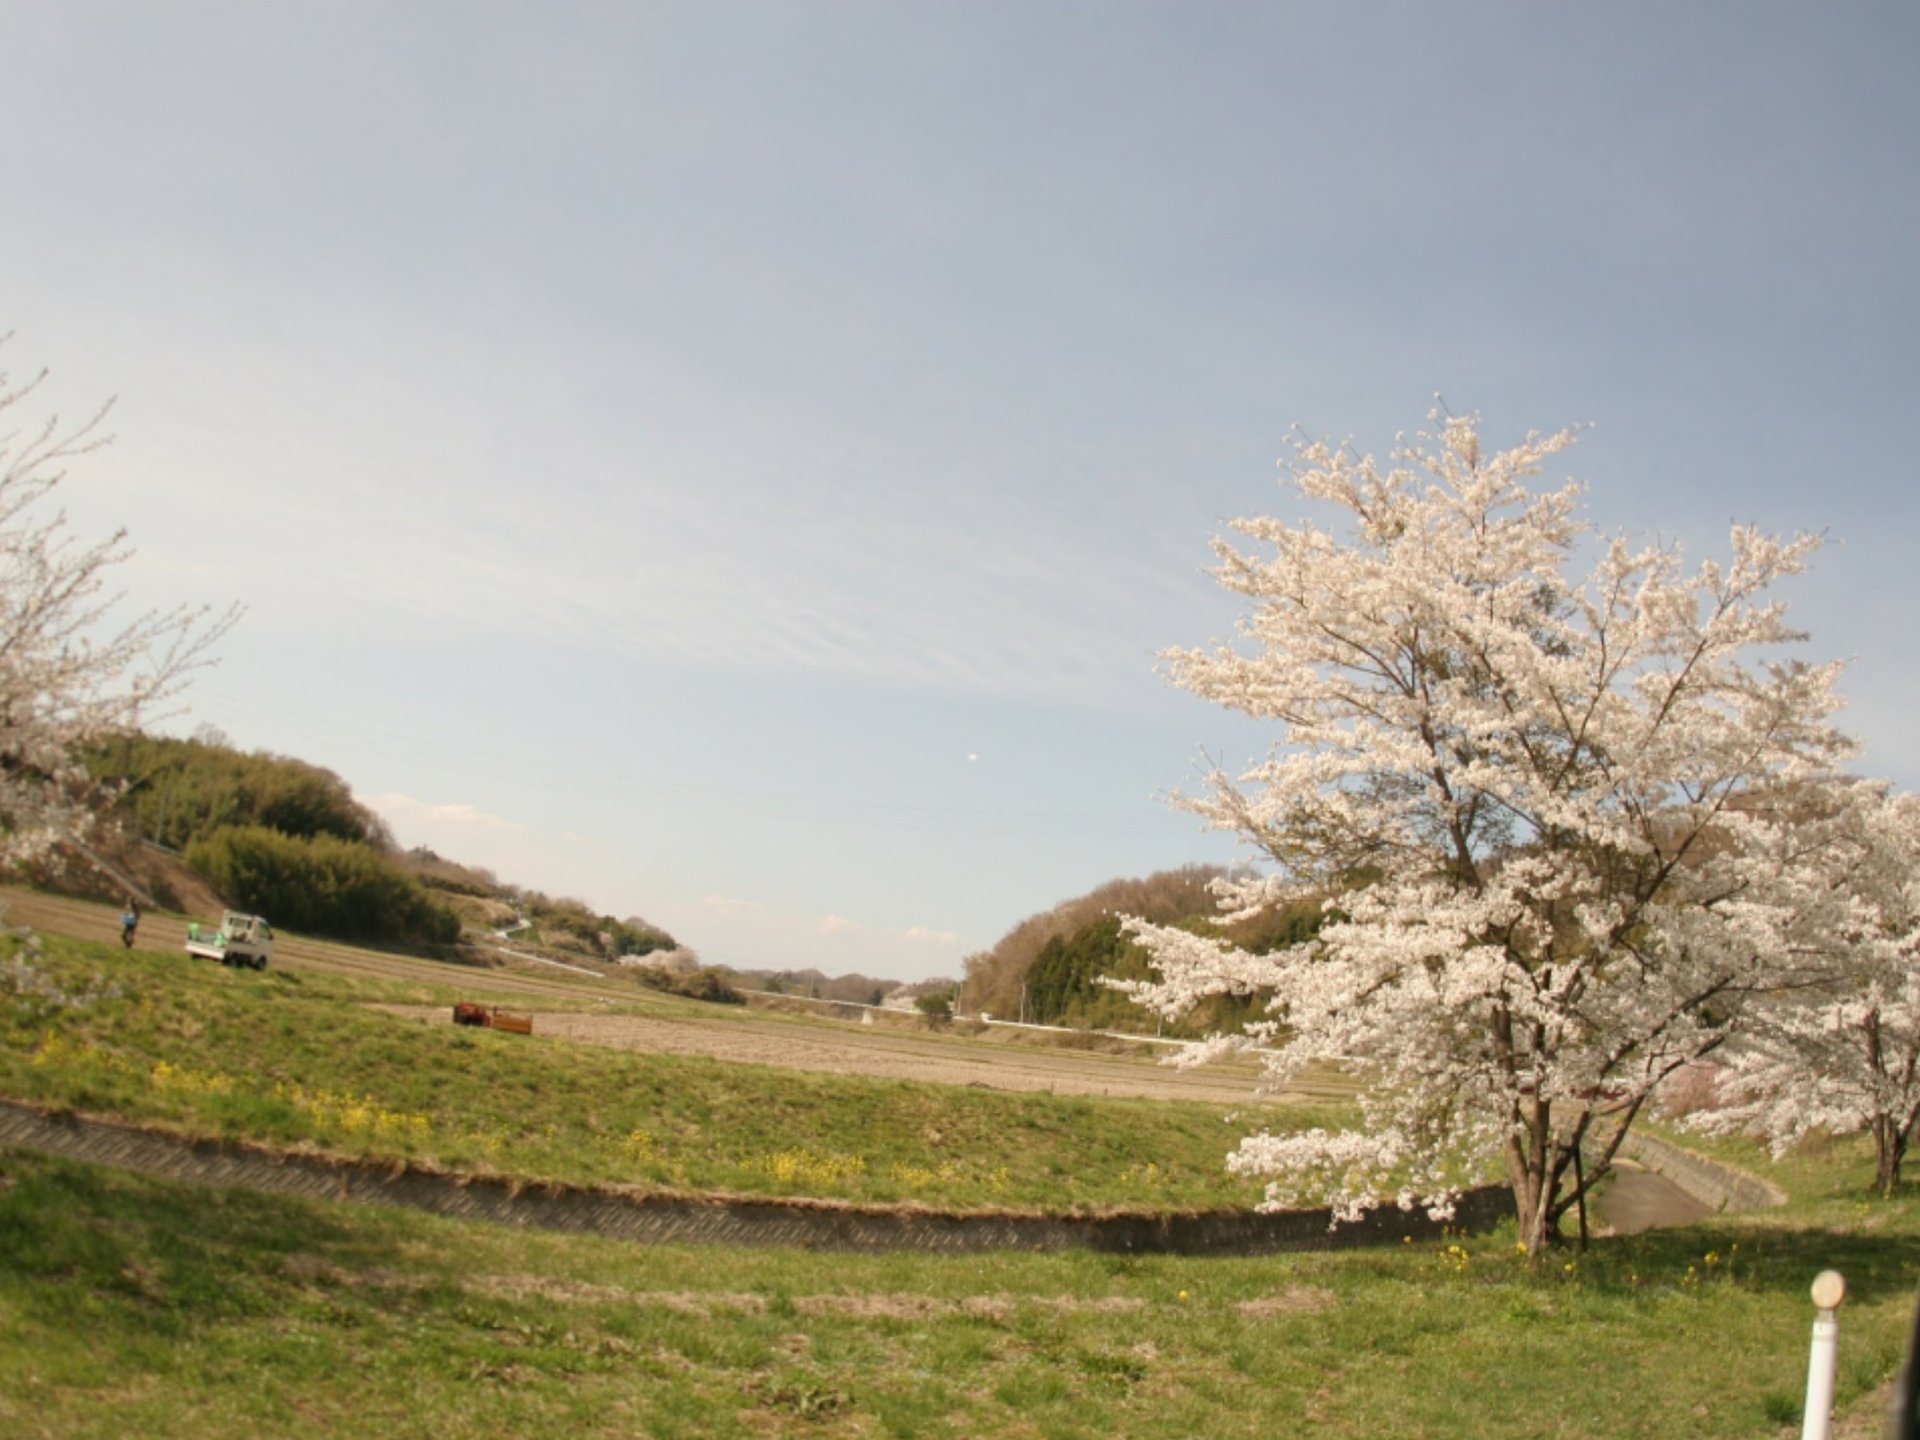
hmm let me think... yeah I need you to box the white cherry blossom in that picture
[1682,783,1920,1196]
[0,346,237,869]
[1124,411,1855,1253]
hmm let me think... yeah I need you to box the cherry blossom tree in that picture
[1,343,238,869]
[1121,411,1855,1253]
[1682,783,1920,1196]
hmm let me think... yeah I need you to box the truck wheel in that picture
[253,956,267,971]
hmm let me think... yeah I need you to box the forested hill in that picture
[85,733,390,853]
[68,733,677,959]
[961,865,1328,1038]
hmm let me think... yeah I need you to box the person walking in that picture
[120,899,140,949]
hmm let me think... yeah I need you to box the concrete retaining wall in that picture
[0,1098,1507,1255]
[1619,1130,1787,1213]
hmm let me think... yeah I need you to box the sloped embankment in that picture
[0,1098,1507,1256]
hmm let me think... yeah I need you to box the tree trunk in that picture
[1875,1114,1907,1197]
[1505,1108,1558,1256]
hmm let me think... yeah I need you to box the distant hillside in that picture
[50,732,681,962]
[961,865,1327,1037]
[401,847,680,963]
[84,733,387,851]
[66,734,455,947]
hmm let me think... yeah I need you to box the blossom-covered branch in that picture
[0,340,240,868]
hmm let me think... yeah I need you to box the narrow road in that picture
[1592,1161,1715,1235]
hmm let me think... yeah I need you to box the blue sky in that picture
[5,2,1916,979]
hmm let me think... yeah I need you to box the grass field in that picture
[0,925,1332,1212]
[4,902,1918,1437]
[2,1140,1914,1438]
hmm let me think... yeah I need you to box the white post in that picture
[1802,1270,1847,1440]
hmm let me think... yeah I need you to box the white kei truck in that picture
[185,912,274,970]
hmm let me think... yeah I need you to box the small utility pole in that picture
[1801,1270,1846,1440]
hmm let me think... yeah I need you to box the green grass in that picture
[2,1136,1915,1438]
[6,932,1920,1435]
[0,932,1331,1212]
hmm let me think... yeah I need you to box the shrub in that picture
[184,826,459,946]
[633,966,744,1005]
[915,991,956,1027]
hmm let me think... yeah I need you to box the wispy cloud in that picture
[900,925,960,946]
[367,792,523,836]
[53,293,1203,703]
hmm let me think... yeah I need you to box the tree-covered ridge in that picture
[1026,896,1331,1035]
[84,733,387,850]
[515,889,679,959]
[394,847,679,958]
[960,865,1327,1036]
[82,733,458,949]
[76,734,684,961]
[962,865,1224,1022]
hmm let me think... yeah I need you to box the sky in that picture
[3,2,1916,981]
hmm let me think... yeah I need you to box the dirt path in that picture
[386,1004,1309,1105]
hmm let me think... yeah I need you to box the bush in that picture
[633,966,744,1005]
[184,826,460,947]
[915,991,956,1027]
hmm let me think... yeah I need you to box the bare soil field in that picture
[385,1003,1298,1104]
[5,887,1342,1106]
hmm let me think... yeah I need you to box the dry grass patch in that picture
[279,1253,421,1290]
[1233,1284,1337,1317]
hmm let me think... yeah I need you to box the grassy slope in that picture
[1,932,1324,1212]
[1,1140,1913,1439]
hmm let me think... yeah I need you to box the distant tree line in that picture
[728,967,898,1005]
[962,865,1226,1023]
[631,964,743,1005]
[398,847,500,898]
[394,849,682,959]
